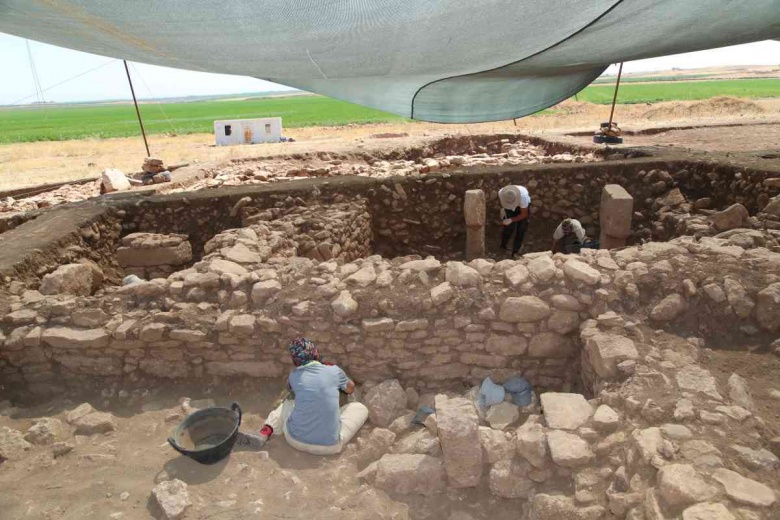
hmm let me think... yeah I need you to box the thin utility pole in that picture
[123,60,150,157]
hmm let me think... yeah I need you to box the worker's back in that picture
[286,362,348,446]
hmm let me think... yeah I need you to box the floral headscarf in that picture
[288,337,320,367]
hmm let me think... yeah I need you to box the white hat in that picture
[498,185,522,210]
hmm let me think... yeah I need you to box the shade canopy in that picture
[2,0,778,122]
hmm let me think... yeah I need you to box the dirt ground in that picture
[2,97,779,192]
[0,381,525,520]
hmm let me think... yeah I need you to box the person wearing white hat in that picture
[498,184,531,257]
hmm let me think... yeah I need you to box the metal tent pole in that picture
[123,60,150,157]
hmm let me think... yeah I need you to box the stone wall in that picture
[2,234,778,399]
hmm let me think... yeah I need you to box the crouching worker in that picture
[498,184,531,257]
[240,338,368,455]
[551,217,589,254]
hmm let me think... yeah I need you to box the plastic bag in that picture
[503,376,533,407]
[478,377,506,409]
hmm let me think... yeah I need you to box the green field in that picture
[578,78,780,104]
[1,79,778,144]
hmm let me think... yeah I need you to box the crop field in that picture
[1,78,778,144]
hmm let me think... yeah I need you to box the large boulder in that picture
[374,454,446,495]
[682,503,736,520]
[435,394,482,488]
[710,204,749,232]
[363,380,407,427]
[39,264,97,296]
[41,327,110,349]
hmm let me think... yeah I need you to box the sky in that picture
[1,33,778,106]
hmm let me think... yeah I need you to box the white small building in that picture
[214,117,282,146]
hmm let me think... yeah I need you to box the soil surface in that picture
[0,382,522,520]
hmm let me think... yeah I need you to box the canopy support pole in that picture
[124,60,150,157]
[607,62,624,128]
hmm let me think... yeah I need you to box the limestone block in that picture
[562,259,601,285]
[540,393,593,430]
[584,332,638,379]
[657,464,717,507]
[530,494,605,520]
[499,296,550,323]
[464,189,486,226]
[206,361,283,378]
[710,204,749,232]
[152,479,191,520]
[479,427,514,463]
[375,454,446,495]
[41,327,110,349]
[756,282,780,331]
[39,264,96,296]
[430,282,454,306]
[364,380,407,427]
[600,184,633,239]
[515,421,548,468]
[529,332,573,358]
[489,458,535,498]
[711,468,776,507]
[101,168,131,192]
[117,233,192,268]
[435,394,482,488]
[546,430,594,468]
[445,262,481,288]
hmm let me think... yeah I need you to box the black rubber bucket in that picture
[167,402,242,465]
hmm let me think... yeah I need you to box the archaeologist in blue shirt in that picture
[551,217,587,254]
[498,184,531,257]
[240,338,368,455]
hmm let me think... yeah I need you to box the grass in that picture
[577,78,780,104]
[1,79,778,144]
[0,95,408,144]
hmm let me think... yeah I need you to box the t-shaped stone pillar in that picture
[600,184,633,249]
[464,189,486,260]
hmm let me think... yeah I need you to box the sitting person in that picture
[240,338,368,455]
[551,217,587,254]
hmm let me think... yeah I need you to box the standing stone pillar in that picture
[464,189,486,260]
[600,184,633,249]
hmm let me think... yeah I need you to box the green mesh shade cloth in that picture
[1,0,778,122]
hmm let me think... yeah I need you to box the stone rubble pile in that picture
[0,181,101,213]
[180,138,599,193]
[356,333,778,519]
